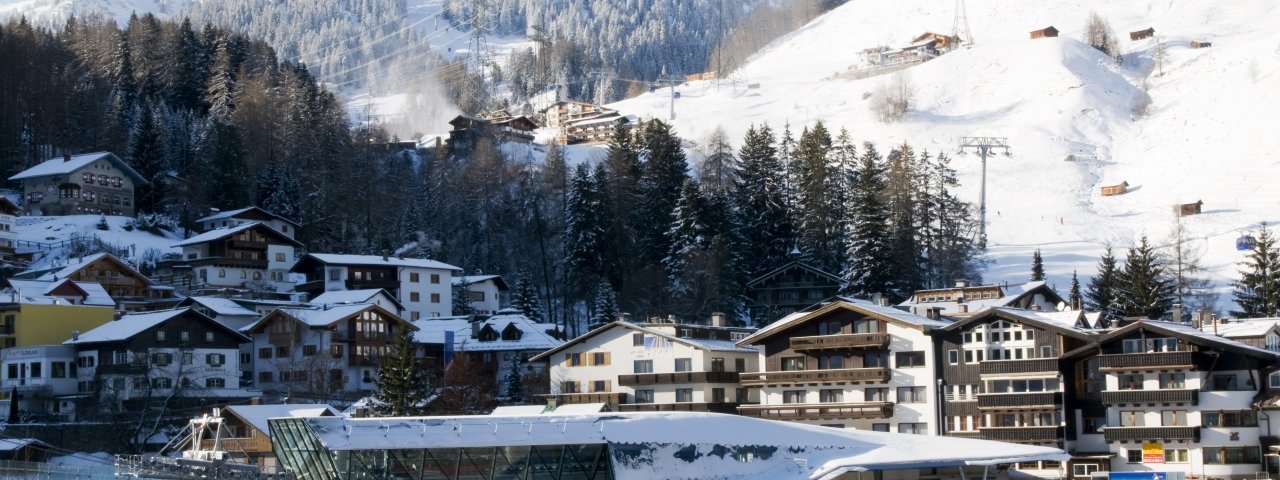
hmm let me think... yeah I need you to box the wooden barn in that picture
[1191,40,1212,49]
[1129,27,1155,41]
[1177,200,1204,216]
[910,32,962,51]
[1100,181,1129,196]
[1029,26,1059,39]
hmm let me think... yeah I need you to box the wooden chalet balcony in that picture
[349,355,380,367]
[1101,389,1198,405]
[790,333,889,351]
[346,279,399,291]
[977,392,1061,410]
[979,426,1063,443]
[979,358,1059,376]
[187,256,268,269]
[738,401,894,421]
[331,331,390,343]
[617,371,739,387]
[1103,426,1200,442]
[201,435,271,454]
[296,279,324,292]
[740,367,891,387]
[547,392,627,405]
[229,240,268,250]
[617,402,741,414]
[267,331,297,344]
[1098,351,1195,371]
[93,276,142,286]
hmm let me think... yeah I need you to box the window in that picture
[331,345,344,358]
[410,292,420,302]
[182,352,193,365]
[711,357,725,372]
[674,358,692,372]
[1161,410,1187,426]
[782,390,805,404]
[205,332,214,342]
[871,423,890,432]
[1159,372,1186,389]
[156,331,166,341]
[1118,410,1145,427]
[861,351,889,368]
[28,362,40,378]
[676,388,694,402]
[1118,374,1142,390]
[1270,371,1280,388]
[1204,410,1258,427]
[328,269,341,281]
[1125,450,1142,463]
[303,345,317,356]
[560,381,579,393]
[1040,346,1052,358]
[52,362,66,378]
[591,352,608,366]
[897,423,927,435]
[1163,448,1189,463]
[206,378,225,388]
[258,348,271,359]
[567,353,583,367]
[152,378,172,389]
[152,353,172,366]
[206,354,224,366]
[1204,447,1261,464]
[430,274,441,284]
[430,293,441,303]
[711,388,726,403]
[1211,374,1239,391]
[852,318,878,333]
[865,388,889,402]
[897,386,926,403]
[735,358,746,372]
[781,356,805,371]
[218,269,226,278]
[634,360,653,374]
[590,380,610,393]
[632,333,645,346]
[736,388,748,403]
[1123,337,1177,353]
[820,389,843,403]
[895,351,926,368]
[947,350,958,365]
[634,390,654,403]
[818,355,844,369]
[1072,463,1099,478]
[276,346,289,357]
[817,320,842,335]
[410,272,420,282]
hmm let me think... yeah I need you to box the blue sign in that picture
[443,330,455,367]
[1110,472,1166,480]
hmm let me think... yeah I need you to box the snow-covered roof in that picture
[5,279,115,306]
[0,438,52,452]
[310,289,398,308]
[17,252,149,285]
[1205,318,1280,338]
[262,304,381,329]
[411,316,471,345]
[452,275,509,290]
[8,152,147,184]
[740,297,950,347]
[195,207,300,227]
[65,308,247,345]
[1070,320,1280,359]
[531,320,756,362]
[466,313,564,352]
[281,412,1068,478]
[301,253,461,271]
[1143,320,1279,357]
[224,404,338,435]
[172,222,300,247]
[942,307,1096,338]
[899,281,1059,316]
[184,296,260,317]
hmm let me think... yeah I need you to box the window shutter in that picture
[604,380,612,392]
[603,352,611,366]
[564,353,570,366]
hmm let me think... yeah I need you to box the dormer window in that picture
[1267,334,1280,353]
[501,324,523,341]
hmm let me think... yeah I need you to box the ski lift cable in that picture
[289,1,445,61]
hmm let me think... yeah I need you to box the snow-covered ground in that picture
[606,0,1280,313]
[17,215,183,272]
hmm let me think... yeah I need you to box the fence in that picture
[0,459,115,479]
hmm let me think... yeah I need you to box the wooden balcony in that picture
[187,256,268,269]
[349,355,379,367]
[617,371,740,387]
[740,367,891,387]
[979,358,1059,376]
[789,333,889,351]
[1098,351,1195,371]
[738,401,894,421]
[546,392,627,405]
[977,392,1061,410]
[979,426,1063,443]
[229,240,268,250]
[331,331,390,344]
[1101,389,1198,405]
[617,402,741,414]
[1103,426,1200,442]
[200,435,271,454]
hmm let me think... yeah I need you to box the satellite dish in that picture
[1056,301,1067,312]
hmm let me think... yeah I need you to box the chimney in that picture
[250,396,262,406]
[710,312,725,327]
[63,153,71,162]
[471,321,481,338]
[955,278,968,288]
[667,314,677,324]
[1172,303,1182,324]
[870,293,883,305]
[1031,304,1041,312]
[959,304,969,314]
[71,330,79,341]
[617,313,631,323]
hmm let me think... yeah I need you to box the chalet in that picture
[168,222,301,293]
[414,310,562,399]
[1197,316,1280,353]
[243,303,416,397]
[0,197,18,260]
[445,114,538,155]
[532,314,755,413]
[860,32,959,69]
[197,403,339,473]
[195,207,300,240]
[7,152,148,217]
[540,101,634,145]
[744,259,842,326]
[176,296,263,331]
[1190,40,1212,49]
[899,280,1065,319]
[1100,181,1128,196]
[1178,200,1203,216]
[310,289,404,317]
[1030,26,1059,39]
[12,252,176,310]
[541,101,613,129]
[736,297,948,432]
[452,275,509,315]
[1129,28,1155,41]
[291,253,462,320]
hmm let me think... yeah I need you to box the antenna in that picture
[957,136,1011,238]
[952,0,973,48]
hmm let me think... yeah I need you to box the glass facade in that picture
[270,418,613,480]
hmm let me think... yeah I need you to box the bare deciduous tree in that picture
[869,71,913,123]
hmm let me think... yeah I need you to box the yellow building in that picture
[0,279,118,347]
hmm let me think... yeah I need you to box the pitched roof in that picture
[452,275,510,290]
[310,289,403,311]
[182,296,261,317]
[938,307,1097,340]
[464,313,564,352]
[410,316,472,345]
[8,152,148,184]
[297,253,461,271]
[5,279,115,306]
[64,308,249,345]
[172,222,301,248]
[16,252,151,285]
[531,320,755,362]
[738,296,950,347]
[1204,318,1280,338]
[1064,319,1280,359]
[745,259,841,288]
[899,281,1063,316]
[245,303,414,333]
[224,404,338,435]
[196,207,300,227]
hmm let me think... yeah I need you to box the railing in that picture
[1101,389,1198,405]
[1098,351,1195,370]
[979,426,1063,443]
[738,401,894,421]
[617,402,741,414]
[346,279,399,291]
[295,279,324,292]
[349,355,379,367]
[740,367,891,387]
[616,371,740,386]
[1103,426,1200,442]
[790,333,889,351]
[977,392,1061,409]
[545,392,627,405]
[979,358,1059,375]
[331,331,389,343]
[229,240,268,250]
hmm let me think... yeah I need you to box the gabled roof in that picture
[532,320,756,362]
[292,253,461,272]
[745,260,841,288]
[64,308,250,345]
[899,280,1064,316]
[463,313,563,352]
[172,222,301,248]
[411,316,472,345]
[5,278,115,306]
[8,152,148,185]
[196,206,301,227]
[224,404,338,435]
[738,296,950,347]
[1204,318,1280,338]
[15,252,151,286]
[937,307,1097,340]
[452,275,510,291]
[180,296,261,317]
[1063,319,1280,360]
[244,303,415,334]
[310,288,404,312]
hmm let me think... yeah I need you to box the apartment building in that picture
[291,254,461,320]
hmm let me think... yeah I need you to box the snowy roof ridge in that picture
[8,152,148,185]
[739,296,949,347]
[172,222,301,247]
[301,253,461,271]
[4,279,115,307]
[195,206,300,226]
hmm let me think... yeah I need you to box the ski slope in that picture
[610,0,1280,313]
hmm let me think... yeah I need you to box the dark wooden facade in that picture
[1129,28,1155,41]
[1177,200,1203,216]
[1030,26,1059,39]
[744,260,841,326]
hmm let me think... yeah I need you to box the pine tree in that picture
[1233,223,1280,318]
[564,164,607,294]
[792,122,840,271]
[503,358,526,404]
[732,124,793,277]
[664,179,709,282]
[451,286,475,316]
[919,151,985,288]
[883,143,921,299]
[1030,248,1046,281]
[372,327,428,417]
[634,119,690,266]
[589,281,620,326]
[1069,271,1083,310]
[1086,246,1122,326]
[127,102,166,213]
[840,143,895,299]
[1115,236,1176,320]
[204,38,236,122]
[510,271,545,323]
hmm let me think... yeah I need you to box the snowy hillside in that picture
[0,0,188,27]
[611,0,1280,312]
[17,215,182,274]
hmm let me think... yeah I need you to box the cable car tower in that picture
[958,136,1011,239]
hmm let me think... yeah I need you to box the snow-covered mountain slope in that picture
[0,0,188,27]
[611,0,1280,311]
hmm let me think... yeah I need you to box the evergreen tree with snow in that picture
[564,164,607,296]
[793,122,840,272]
[503,358,526,404]
[664,179,710,282]
[372,327,428,417]
[1069,271,1083,310]
[634,120,690,266]
[1086,246,1122,326]
[590,281,620,326]
[510,271,545,323]
[1233,223,1280,318]
[1030,248,1046,281]
[883,143,922,299]
[127,102,167,213]
[1115,236,1176,320]
[204,38,236,122]
[732,124,793,277]
[918,151,985,288]
[451,286,474,316]
[840,143,895,299]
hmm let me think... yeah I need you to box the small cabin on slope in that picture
[1177,200,1204,216]
[1100,181,1129,196]
[1129,27,1155,41]
[1029,26,1059,39]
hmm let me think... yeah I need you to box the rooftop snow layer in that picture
[304,253,461,271]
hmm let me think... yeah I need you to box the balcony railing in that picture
[789,333,890,351]
[740,367,891,387]
[738,401,894,421]
[546,392,627,405]
[296,279,324,292]
[977,392,1061,410]
[229,240,268,250]
[1101,389,1198,405]
[979,358,1059,375]
[331,331,390,343]
[1103,426,1200,442]
[618,402,741,414]
[349,355,379,367]
[1098,351,1195,371]
[617,371,740,386]
[979,426,1063,443]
